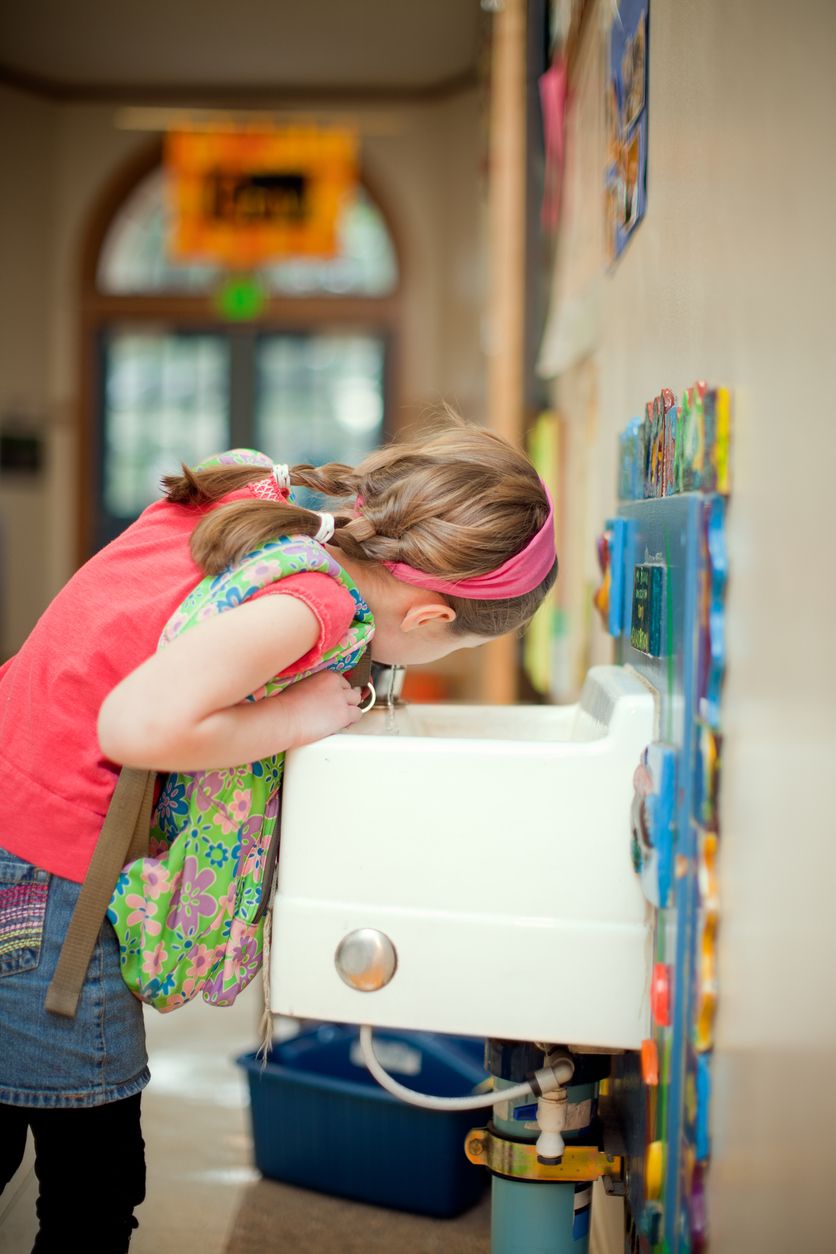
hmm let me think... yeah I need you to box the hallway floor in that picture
[1,985,620,1252]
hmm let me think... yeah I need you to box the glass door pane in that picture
[98,329,230,548]
[255,334,386,496]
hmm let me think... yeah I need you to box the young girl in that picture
[0,418,556,1251]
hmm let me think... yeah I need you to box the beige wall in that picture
[0,85,485,656]
[0,85,56,651]
[544,1,836,1248]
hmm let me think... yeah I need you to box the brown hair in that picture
[162,415,557,638]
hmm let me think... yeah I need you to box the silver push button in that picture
[335,928,397,992]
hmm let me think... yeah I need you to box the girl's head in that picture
[163,415,557,661]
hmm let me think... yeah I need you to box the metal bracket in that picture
[598,1097,628,1195]
[465,1128,623,1184]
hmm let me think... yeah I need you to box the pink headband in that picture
[382,486,556,601]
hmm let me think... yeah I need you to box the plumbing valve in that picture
[533,1048,575,1164]
[536,1088,569,1164]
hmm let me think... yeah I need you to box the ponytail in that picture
[161,459,364,574]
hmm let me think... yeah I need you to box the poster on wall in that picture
[166,125,358,268]
[605,0,649,263]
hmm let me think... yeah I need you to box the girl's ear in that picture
[400,601,457,632]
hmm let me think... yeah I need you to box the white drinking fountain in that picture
[270,664,656,1051]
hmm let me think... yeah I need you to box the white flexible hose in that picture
[359,1024,537,1112]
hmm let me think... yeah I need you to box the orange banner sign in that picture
[166,126,358,266]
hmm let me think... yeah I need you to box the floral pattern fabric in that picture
[107,455,374,1013]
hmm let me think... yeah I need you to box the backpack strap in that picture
[345,647,372,691]
[45,767,155,1018]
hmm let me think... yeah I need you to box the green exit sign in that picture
[214,275,267,321]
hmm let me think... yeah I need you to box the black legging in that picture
[0,1093,146,1253]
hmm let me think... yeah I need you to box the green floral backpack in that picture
[105,462,375,1014]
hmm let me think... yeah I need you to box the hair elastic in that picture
[313,512,335,544]
[272,463,291,493]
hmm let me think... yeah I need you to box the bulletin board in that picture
[595,383,730,1252]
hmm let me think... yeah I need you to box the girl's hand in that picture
[278,671,365,747]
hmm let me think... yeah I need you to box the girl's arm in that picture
[98,595,363,772]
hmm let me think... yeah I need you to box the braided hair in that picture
[162,415,557,637]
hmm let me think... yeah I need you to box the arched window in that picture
[98,166,398,297]
[80,149,401,552]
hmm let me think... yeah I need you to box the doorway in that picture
[83,154,400,554]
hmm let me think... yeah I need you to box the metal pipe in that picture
[492,1175,586,1254]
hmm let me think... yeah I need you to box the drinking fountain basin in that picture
[270,664,656,1050]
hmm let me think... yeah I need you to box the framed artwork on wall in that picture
[605,0,649,263]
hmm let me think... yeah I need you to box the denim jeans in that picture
[0,848,149,1107]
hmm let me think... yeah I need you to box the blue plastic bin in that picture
[236,1024,489,1217]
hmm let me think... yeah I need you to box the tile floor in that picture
[0,983,622,1252]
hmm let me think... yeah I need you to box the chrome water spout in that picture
[370,663,407,708]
